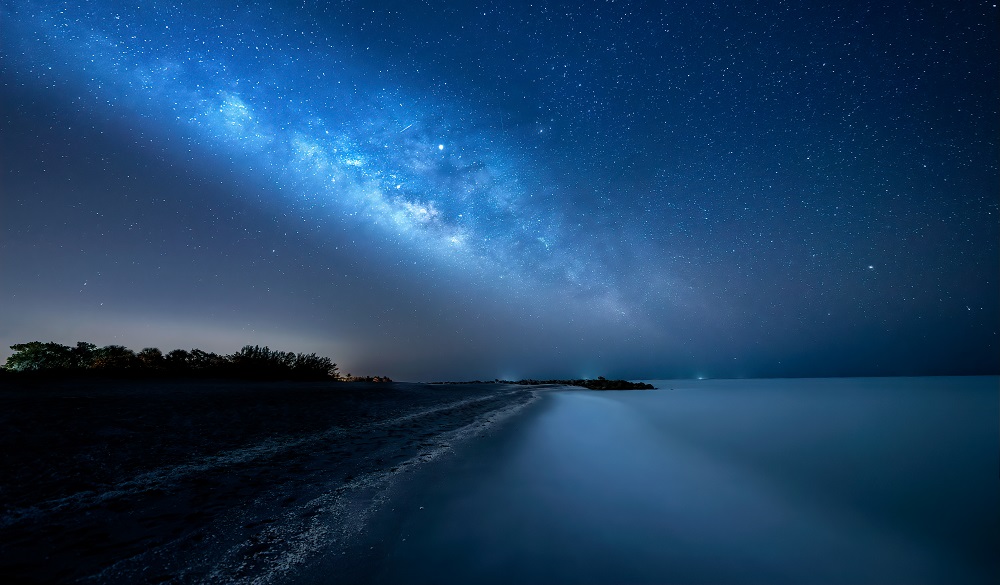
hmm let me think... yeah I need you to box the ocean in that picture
[350,376,998,584]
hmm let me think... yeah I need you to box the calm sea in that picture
[349,377,998,584]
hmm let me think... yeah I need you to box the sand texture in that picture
[0,378,538,584]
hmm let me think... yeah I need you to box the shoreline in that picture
[303,385,558,584]
[0,378,543,583]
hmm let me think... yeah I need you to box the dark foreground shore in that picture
[0,378,540,584]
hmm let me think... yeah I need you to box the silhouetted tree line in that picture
[1,341,340,381]
[341,374,393,383]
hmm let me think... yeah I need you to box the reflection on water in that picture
[373,377,998,584]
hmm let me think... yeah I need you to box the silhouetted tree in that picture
[137,347,165,370]
[291,352,339,379]
[164,349,191,371]
[188,349,225,372]
[229,345,293,368]
[227,345,293,379]
[224,345,339,380]
[70,342,97,369]
[4,342,74,371]
[91,345,140,370]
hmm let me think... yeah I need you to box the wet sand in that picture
[0,378,541,584]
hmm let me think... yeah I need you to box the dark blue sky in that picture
[1,0,997,380]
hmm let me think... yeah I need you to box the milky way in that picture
[3,1,617,295]
[1,0,997,378]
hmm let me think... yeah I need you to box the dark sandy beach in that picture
[0,378,541,584]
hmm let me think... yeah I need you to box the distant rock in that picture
[569,377,655,390]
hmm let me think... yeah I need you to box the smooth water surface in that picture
[370,377,998,584]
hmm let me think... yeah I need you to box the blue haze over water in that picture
[350,377,997,584]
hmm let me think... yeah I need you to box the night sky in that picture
[1,0,997,380]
